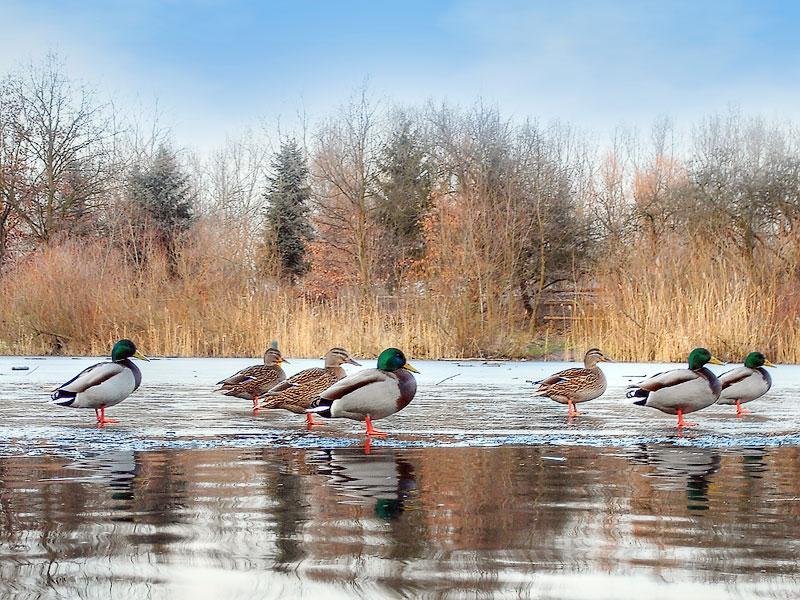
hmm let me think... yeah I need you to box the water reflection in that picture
[629,445,721,510]
[315,448,419,516]
[0,445,799,598]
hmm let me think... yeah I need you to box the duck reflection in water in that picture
[315,448,418,520]
[63,450,138,508]
[629,444,721,511]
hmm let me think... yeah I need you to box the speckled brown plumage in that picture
[532,348,609,410]
[259,367,345,413]
[217,345,286,401]
[221,365,286,400]
[257,347,360,413]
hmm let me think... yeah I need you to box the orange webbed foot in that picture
[95,407,118,426]
[676,410,698,428]
[364,415,388,438]
[305,413,324,430]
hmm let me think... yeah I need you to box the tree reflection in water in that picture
[0,445,798,598]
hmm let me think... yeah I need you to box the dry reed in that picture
[2,233,798,362]
[0,238,532,359]
[571,236,800,364]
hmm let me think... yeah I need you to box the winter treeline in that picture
[3,57,800,359]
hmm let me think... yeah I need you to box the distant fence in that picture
[541,288,601,324]
[373,287,602,326]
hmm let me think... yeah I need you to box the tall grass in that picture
[0,235,532,359]
[571,236,800,364]
[2,232,799,362]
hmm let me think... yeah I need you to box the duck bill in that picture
[708,356,725,365]
[764,360,777,368]
[599,357,613,362]
[347,358,362,366]
[279,358,290,365]
[133,351,150,361]
[402,362,420,374]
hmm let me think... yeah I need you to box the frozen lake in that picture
[0,356,799,598]
[0,356,799,455]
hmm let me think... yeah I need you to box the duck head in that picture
[688,347,723,370]
[584,348,611,367]
[111,339,149,362]
[264,346,286,366]
[744,351,776,369]
[324,347,362,367]
[377,348,419,374]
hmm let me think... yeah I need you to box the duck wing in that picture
[626,369,699,398]
[535,368,595,392]
[217,364,263,386]
[55,361,125,394]
[266,368,327,394]
[319,369,389,401]
[533,367,587,386]
[223,366,286,399]
[51,361,127,405]
[718,367,753,390]
[261,368,339,411]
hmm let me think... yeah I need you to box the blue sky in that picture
[3,0,800,151]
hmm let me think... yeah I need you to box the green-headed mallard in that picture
[306,347,419,437]
[216,342,288,407]
[50,339,149,426]
[717,351,775,416]
[627,347,724,427]
[257,347,361,426]
[532,348,611,416]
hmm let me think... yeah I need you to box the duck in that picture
[256,347,361,426]
[531,348,611,416]
[626,347,724,427]
[50,339,149,426]
[717,351,775,416]
[216,342,287,407]
[306,347,419,437]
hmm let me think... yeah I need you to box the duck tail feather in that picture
[305,397,333,418]
[627,388,649,404]
[50,390,76,406]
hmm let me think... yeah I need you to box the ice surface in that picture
[1,356,798,458]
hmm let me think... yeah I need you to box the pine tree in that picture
[375,118,432,292]
[129,145,195,272]
[264,138,312,283]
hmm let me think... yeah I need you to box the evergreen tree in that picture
[129,145,195,272]
[375,118,432,292]
[264,138,312,283]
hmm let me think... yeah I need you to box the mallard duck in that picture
[216,342,287,407]
[306,347,419,437]
[532,348,611,416]
[50,339,149,426]
[257,347,361,425]
[717,351,775,416]
[626,347,724,427]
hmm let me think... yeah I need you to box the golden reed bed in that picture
[1,236,798,363]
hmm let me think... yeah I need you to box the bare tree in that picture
[311,89,382,296]
[202,128,272,221]
[689,111,800,262]
[5,55,117,243]
[0,75,26,269]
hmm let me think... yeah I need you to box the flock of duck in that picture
[533,346,775,426]
[49,340,776,434]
